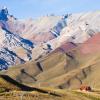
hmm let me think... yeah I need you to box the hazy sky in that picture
[0,0,100,19]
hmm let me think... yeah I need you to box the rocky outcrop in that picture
[0,7,34,70]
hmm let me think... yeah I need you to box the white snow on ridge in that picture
[0,8,100,70]
[32,11,100,60]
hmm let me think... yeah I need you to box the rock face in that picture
[0,7,34,70]
[0,7,8,21]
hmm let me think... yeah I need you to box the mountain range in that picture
[0,7,100,100]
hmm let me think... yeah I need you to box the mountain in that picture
[0,7,68,70]
[0,7,35,70]
[0,7,100,70]
[0,7,100,100]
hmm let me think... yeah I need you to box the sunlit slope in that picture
[1,48,100,90]
[0,75,100,100]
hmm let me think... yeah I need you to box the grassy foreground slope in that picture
[0,76,99,100]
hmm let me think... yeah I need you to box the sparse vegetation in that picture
[73,91,100,100]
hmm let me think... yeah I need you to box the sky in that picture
[0,0,100,19]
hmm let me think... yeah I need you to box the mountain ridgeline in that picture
[0,7,68,70]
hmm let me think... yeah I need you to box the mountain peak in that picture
[0,6,8,21]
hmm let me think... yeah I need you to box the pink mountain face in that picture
[80,33,100,54]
